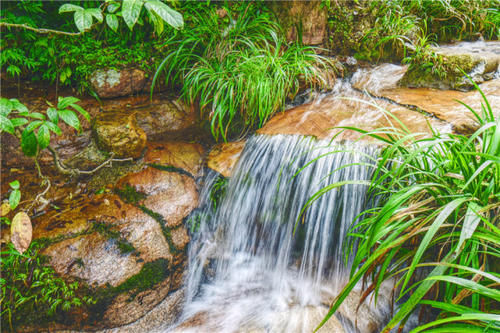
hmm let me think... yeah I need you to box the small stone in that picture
[93,110,146,158]
[207,141,246,177]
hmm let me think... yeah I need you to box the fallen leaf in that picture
[11,212,32,253]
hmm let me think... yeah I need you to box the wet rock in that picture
[207,141,246,177]
[30,193,186,329]
[354,65,500,134]
[93,110,147,158]
[38,195,171,286]
[269,1,327,46]
[135,99,196,139]
[116,167,198,227]
[90,68,148,99]
[258,83,450,142]
[401,40,500,90]
[144,142,205,176]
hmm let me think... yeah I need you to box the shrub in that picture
[314,87,500,332]
[0,242,94,331]
[154,3,334,141]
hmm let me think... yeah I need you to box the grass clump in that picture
[0,241,94,331]
[153,3,333,141]
[312,86,500,332]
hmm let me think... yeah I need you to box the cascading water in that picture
[172,134,382,333]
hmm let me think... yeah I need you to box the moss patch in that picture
[148,163,193,178]
[115,183,147,204]
[92,221,137,255]
[88,258,171,322]
[139,206,182,255]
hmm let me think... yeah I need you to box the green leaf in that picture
[107,2,120,13]
[86,8,103,23]
[58,109,81,131]
[144,0,183,30]
[74,10,93,32]
[9,180,20,190]
[47,107,59,123]
[11,118,28,128]
[455,202,481,254]
[69,103,90,122]
[0,114,14,134]
[9,190,21,210]
[37,124,51,149]
[106,14,119,32]
[9,99,28,113]
[27,112,45,120]
[44,121,62,136]
[57,96,80,109]
[0,98,13,116]
[21,129,38,157]
[59,3,84,13]
[122,0,144,30]
[24,120,43,133]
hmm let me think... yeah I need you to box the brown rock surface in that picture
[353,65,500,134]
[270,1,327,46]
[371,79,500,134]
[207,141,246,177]
[90,68,147,99]
[257,84,450,142]
[144,142,205,175]
[135,99,196,138]
[116,167,198,227]
[39,195,171,287]
[93,110,147,158]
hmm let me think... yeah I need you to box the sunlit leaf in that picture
[122,0,144,30]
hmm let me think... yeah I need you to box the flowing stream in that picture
[172,135,382,332]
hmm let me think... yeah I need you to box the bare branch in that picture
[47,145,133,176]
[0,22,83,36]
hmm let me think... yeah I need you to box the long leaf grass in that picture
[313,86,499,332]
[152,4,333,141]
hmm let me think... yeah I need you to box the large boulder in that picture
[92,110,147,159]
[400,41,500,90]
[257,83,449,142]
[90,68,148,99]
[353,64,500,134]
[116,167,198,228]
[31,193,189,330]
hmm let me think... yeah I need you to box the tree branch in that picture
[47,145,133,176]
[0,22,83,36]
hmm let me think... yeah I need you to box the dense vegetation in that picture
[1,1,499,331]
[313,89,500,332]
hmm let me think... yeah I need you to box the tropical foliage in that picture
[315,88,500,332]
[0,241,94,330]
[0,96,89,159]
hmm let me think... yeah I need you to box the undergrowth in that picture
[153,3,334,141]
[311,85,500,332]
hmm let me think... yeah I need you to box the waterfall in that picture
[175,134,380,332]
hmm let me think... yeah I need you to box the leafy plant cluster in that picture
[154,2,334,141]
[314,87,500,331]
[325,0,499,62]
[0,96,89,159]
[0,241,94,331]
[0,0,182,92]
